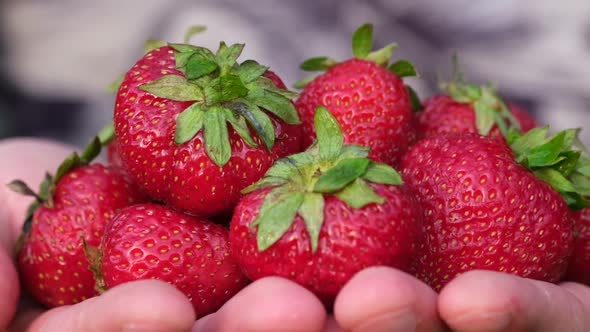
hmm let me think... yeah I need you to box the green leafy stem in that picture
[243,106,404,253]
[138,41,301,167]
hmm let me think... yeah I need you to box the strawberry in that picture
[294,23,418,167]
[401,128,590,291]
[10,136,145,307]
[107,139,125,170]
[417,95,538,139]
[565,205,590,285]
[416,58,537,140]
[98,203,249,318]
[508,103,538,133]
[114,34,302,218]
[229,106,421,305]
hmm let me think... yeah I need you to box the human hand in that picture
[3,138,589,332]
[194,266,590,332]
[0,138,196,332]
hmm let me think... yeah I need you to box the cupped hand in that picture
[3,138,590,332]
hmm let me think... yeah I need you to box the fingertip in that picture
[30,280,195,332]
[334,266,443,332]
[197,277,326,332]
[438,270,515,331]
[104,279,197,327]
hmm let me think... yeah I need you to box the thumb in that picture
[0,247,19,330]
[28,280,196,332]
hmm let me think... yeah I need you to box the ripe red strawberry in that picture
[508,103,537,133]
[401,129,590,291]
[114,39,302,218]
[11,137,145,307]
[294,23,418,167]
[230,107,421,305]
[416,59,537,140]
[417,95,538,139]
[99,203,249,318]
[565,205,590,285]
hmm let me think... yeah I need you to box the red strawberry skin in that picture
[295,59,415,167]
[229,184,421,304]
[401,133,573,291]
[101,203,249,318]
[18,164,145,307]
[107,139,125,170]
[416,95,537,139]
[565,206,590,285]
[114,46,301,218]
[508,103,538,132]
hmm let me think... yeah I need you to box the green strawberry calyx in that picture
[7,123,115,232]
[508,126,590,210]
[294,23,421,110]
[84,238,107,294]
[439,56,520,137]
[242,106,404,253]
[107,26,205,94]
[136,33,301,167]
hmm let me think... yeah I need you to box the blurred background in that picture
[0,0,589,146]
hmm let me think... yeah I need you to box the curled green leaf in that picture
[389,60,418,77]
[254,190,304,251]
[300,57,338,72]
[184,25,207,44]
[98,122,115,145]
[314,158,370,193]
[204,74,249,105]
[223,107,258,148]
[237,60,269,83]
[366,43,397,67]
[139,75,205,101]
[363,162,403,185]
[174,103,205,145]
[352,23,373,59]
[185,55,218,80]
[335,178,384,209]
[203,106,231,167]
[314,106,343,161]
[216,42,245,72]
[232,100,275,150]
[246,88,300,124]
[298,193,325,253]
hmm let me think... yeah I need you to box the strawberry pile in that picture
[10,23,590,316]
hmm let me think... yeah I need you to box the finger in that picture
[28,280,195,332]
[7,297,45,332]
[193,277,326,332]
[561,282,590,308]
[0,248,19,329]
[439,270,590,332]
[334,266,445,332]
[0,138,75,249]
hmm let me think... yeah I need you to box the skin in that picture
[1,138,589,332]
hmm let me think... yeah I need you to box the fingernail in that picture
[449,311,511,332]
[353,309,417,332]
